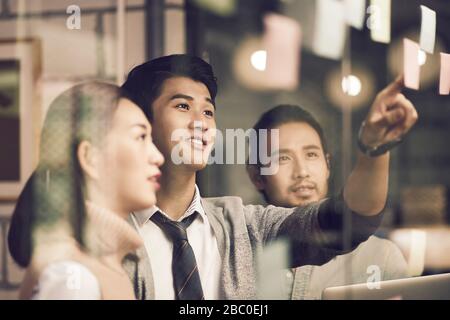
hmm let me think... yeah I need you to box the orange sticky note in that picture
[263,13,302,90]
[440,53,450,95]
[404,38,420,90]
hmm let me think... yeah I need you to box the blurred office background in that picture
[0,0,449,299]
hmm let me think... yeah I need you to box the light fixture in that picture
[418,49,427,66]
[342,75,362,97]
[233,36,269,91]
[250,50,267,71]
[325,65,375,110]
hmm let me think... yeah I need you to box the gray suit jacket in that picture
[123,195,383,300]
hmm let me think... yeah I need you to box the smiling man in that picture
[246,105,408,299]
[121,54,417,300]
[253,119,331,207]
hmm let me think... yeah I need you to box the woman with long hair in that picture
[8,82,163,299]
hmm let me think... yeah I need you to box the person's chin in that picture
[188,153,210,171]
[186,161,208,171]
[290,196,317,207]
[130,199,155,213]
[140,189,157,207]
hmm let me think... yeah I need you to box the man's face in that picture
[150,76,216,171]
[261,122,330,207]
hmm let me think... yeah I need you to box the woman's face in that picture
[93,98,164,214]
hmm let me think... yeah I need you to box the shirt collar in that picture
[132,185,206,226]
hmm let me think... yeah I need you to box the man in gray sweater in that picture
[121,54,418,300]
[246,105,409,299]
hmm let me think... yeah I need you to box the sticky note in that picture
[420,5,436,54]
[369,0,391,44]
[313,0,346,60]
[440,53,450,95]
[404,38,420,90]
[263,13,302,90]
[345,0,366,30]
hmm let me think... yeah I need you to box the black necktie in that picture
[150,211,204,300]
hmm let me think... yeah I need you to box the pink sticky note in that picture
[440,53,450,95]
[404,38,421,90]
[263,13,302,90]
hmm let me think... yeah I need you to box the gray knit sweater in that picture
[123,195,383,300]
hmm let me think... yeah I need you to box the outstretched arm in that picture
[343,76,418,216]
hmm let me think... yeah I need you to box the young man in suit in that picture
[120,54,417,300]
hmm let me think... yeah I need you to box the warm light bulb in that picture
[250,50,267,71]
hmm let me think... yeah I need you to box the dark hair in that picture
[121,54,218,121]
[251,104,329,162]
[247,104,330,202]
[8,81,131,267]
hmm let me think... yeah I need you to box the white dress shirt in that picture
[132,185,222,300]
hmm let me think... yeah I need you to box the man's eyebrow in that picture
[169,94,194,101]
[205,97,214,106]
[273,146,321,155]
[273,148,294,155]
[169,93,215,107]
[303,145,322,150]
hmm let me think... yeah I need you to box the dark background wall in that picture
[189,0,450,227]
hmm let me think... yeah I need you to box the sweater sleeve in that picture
[276,193,384,267]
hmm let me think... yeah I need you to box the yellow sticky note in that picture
[313,0,346,60]
[440,53,450,95]
[404,38,421,90]
[420,5,436,54]
[263,13,302,90]
[369,0,391,44]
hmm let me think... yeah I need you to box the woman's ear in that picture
[246,164,266,191]
[77,140,100,180]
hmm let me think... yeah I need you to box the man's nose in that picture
[293,158,309,179]
[189,116,208,132]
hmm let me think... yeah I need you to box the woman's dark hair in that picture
[121,54,218,122]
[8,81,132,267]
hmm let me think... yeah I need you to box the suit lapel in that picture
[201,199,227,257]
[201,198,230,299]
[123,214,155,300]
